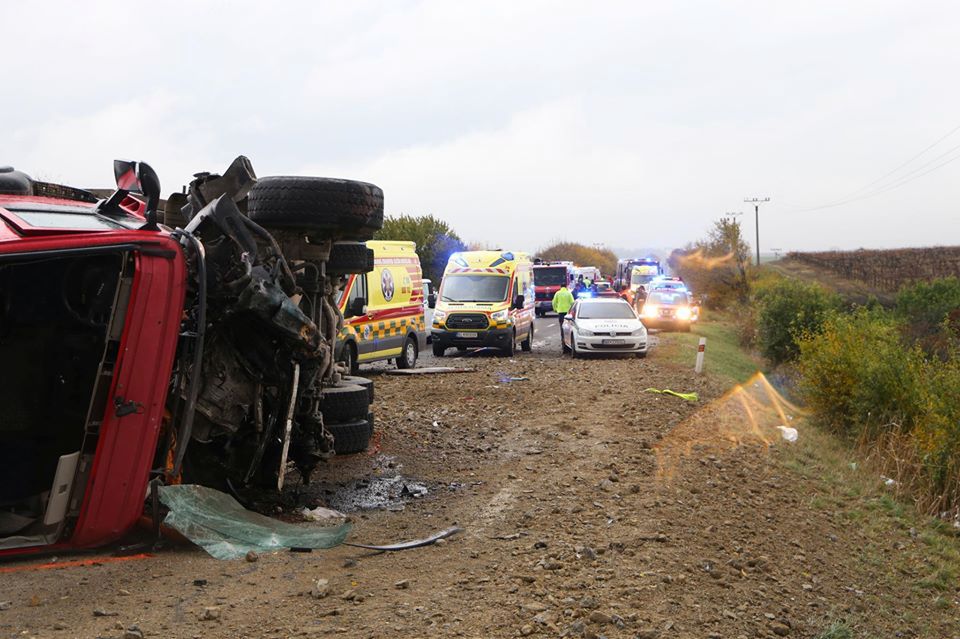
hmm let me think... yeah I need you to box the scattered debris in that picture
[386,366,477,375]
[777,425,799,443]
[158,485,350,560]
[245,550,259,563]
[342,526,463,552]
[199,606,221,621]
[311,578,331,599]
[643,388,699,402]
[93,609,119,617]
[300,506,348,522]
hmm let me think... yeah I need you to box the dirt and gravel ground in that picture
[2,317,958,638]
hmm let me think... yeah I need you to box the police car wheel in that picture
[247,176,384,239]
[327,242,375,275]
[432,343,446,357]
[327,418,371,455]
[396,336,418,369]
[320,384,370,423]
[636,351,647,359]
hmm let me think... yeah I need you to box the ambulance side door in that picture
[344,273,378,358]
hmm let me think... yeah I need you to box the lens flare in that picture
[654,372,805,480]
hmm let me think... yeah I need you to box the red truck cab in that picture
[0,173,186,557]
[532,260,573,317]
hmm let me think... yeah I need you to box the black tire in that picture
[320,383,370,423]
[535,308,543,318]
[561,339,571,354]
[456,346,467,352]
[328,242,375,275]
[636,351,648,359]
[247,176,384,239]
[502,330,516,356]
[432,342,446,357]
[396,335,418,369]
[340,341,359,376]
[571,340,580,359]
[366,412,375,437]
[342,375,374,404]
[327,419,371,455]
[521,324,533,352]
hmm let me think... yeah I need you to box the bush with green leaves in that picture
[895,277,960,355]
[752,279,840,365]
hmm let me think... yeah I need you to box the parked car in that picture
[0,158,381,558]
[640,290,699,331]
[561,298,648,358]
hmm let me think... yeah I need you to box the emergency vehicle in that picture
[532,260,574,316]
[338,240,428,373]
[429,250,535,356]
[615,257,662,290]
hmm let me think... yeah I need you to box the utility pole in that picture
[744,197,770,265]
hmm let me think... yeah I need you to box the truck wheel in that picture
[535,308,543,318]
[327,419,371,455]
[340,341,359,376]
[320,383,370,423]
[432,342,446,357]
[247,176,384,240]
[396,335,418,369]
[521,324,533,352]
[327,242,375,275]
[342,375,374,404]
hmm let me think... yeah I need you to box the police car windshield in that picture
[441,275,509,302]
[648,291,688,305]
[577,301,636,319]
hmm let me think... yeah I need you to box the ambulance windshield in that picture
[440,275,509,303]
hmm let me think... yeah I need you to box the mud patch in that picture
[320,475,432,512]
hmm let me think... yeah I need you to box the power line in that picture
[789,121,960,212]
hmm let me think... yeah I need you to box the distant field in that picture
[787,246,960,293]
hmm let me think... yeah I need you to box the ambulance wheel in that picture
[319,383,370,423]
[247,176,384,240]
[340,342,359,376]
[521,324,533,352]
[327,418,371,455]
[328,241,375,275]
[502,331,516,356]
[342,375,374,404]
[432,342,446,357]
[396,335,418,369]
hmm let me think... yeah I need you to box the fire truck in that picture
[532,260,574,316]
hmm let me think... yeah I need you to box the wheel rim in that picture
[405,341,416,365]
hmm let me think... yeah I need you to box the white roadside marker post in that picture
[695,337,706,374]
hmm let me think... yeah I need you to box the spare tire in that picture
[327,418,371,455]
[319,383,370,423]
[247,176,384,239]
[342,375,374,404]
[328,242,375,275]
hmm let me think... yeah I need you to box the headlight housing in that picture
[433,310,447,324]
[578,327,594,336]
[643,305,659,318]
[676,306,691,320]
[631,325,647,336]
[490,309,509,322]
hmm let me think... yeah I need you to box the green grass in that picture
[816,621,854,639]
[655,313,763,385]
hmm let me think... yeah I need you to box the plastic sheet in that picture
[643,388,699,402]
[159,485,351,560]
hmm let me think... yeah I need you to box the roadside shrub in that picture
[895,277,960,355]
[798,311,960,515]
[796,310,926,436]
[753,279,840,365]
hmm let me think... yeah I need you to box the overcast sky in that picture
[5,0,959,254]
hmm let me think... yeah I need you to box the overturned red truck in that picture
[0,158,381,557]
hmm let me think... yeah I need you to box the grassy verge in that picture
[783,425,960,635]
[654,312,763,385]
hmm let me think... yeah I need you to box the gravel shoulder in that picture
[2,320,958,638]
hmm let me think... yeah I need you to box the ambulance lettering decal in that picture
[381,268,395,302]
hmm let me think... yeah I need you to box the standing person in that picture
[619,284,633,306]
[634,285,648,314]
[551,284,574,348]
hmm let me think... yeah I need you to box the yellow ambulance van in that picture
[337,240,428,373]
[429,250,535,356]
